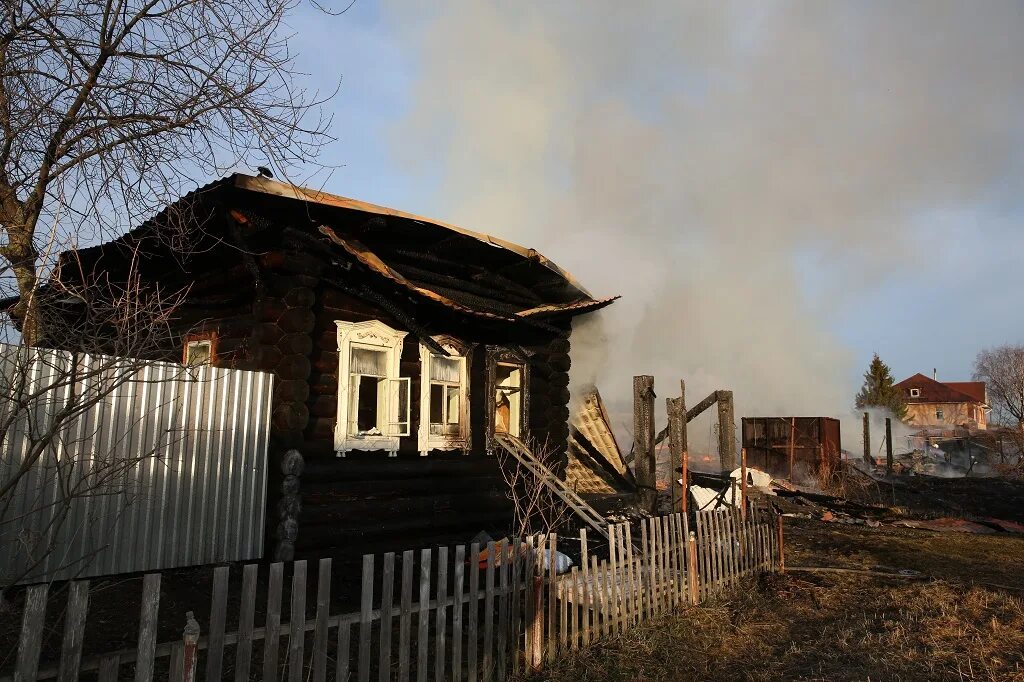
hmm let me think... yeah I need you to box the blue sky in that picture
[279,1,1024,412]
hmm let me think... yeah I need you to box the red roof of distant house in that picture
[894,374,987,405]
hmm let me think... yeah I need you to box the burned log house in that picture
[43,174,616,557]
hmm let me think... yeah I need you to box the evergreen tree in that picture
[855,353,908,421]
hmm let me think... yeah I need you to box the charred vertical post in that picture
[862,411,871,465]
[788,417,796,482]
[740,447,748,520]
[633,376,656,512]
[885,417,893,473]
[716,390,736,472]
[679,381,688,515]
[667,392,685,515]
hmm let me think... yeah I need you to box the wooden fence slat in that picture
[601,560,612,638]
[436,546,449,682]
[608,526,620,634]
[651,518,663,614]
[453,545,466,682]
[667,515,680,606]
[168,643,183,682]
[360,554,375,682]
[639,521,650,621]
[467,542,480,682]
[711,511,725,595]
[289,560,308,682]
[663,516,675,609]
[263,562,284,682]
[15,583,48,682]
[496,543,509,680]
[379,553,395,682]
[206,567,229,682]
[135,572,162,682]
[675,514,687,604]
[568,567,579,651]
[662,516,674,610]
[693,513,704,601]
[313,558,333,682]
[234,564,258,682]
[482,541,495,680]
[546,534,557,661]
[579,529,591,644]
[509,539,521,676]
[618,522,634,622]
[702,512,715,600]
[526,535,545,672]
[337,622,352,682]
[667,516,677,607]
[727,510,739,586]
[416,548,431,682]
[558,561,567,655]
[97,655,119,682]
[399,550,414,682]
[650,518,662,615]
[57,580,90,682]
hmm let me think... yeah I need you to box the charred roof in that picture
[46,174,617,323]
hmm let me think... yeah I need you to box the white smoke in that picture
[382,2,1024,444]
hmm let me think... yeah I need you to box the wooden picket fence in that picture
[5,506,781,681]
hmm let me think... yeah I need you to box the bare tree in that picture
[495,439,571,540]
[0,244,191,599]
[0,0,333,343]
[973,345,1024,428]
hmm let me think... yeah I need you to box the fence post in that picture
[776,514,785,575]
[181,612,200,682]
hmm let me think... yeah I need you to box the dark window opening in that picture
[357,375,381,432]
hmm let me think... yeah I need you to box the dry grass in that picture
[521,520,1024,681]
[521,572,1024,681]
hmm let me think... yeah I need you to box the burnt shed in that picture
[741,417,841,481]
[38,174,618,557]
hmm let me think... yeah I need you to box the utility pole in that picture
[862,411,871,465]
[885,417,893,473]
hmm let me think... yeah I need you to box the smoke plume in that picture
[383,2,1024,444]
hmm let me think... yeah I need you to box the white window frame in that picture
[910,388,921,398]
[335,320,409,456]
[418,339,470,455]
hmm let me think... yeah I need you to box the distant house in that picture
[895,373,988,429]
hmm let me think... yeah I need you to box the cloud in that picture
[383,1,1024,446]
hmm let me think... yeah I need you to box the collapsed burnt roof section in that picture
[49,174,617,327]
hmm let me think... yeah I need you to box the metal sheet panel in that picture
[0,345,273,585]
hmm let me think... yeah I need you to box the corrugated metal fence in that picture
[0,345,273,585]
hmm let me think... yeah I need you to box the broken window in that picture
[495,363,522,437]
[419,340,469,453]
[335,320,410,456]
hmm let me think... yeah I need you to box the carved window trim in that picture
[418,336,473,455]
[485,345,531,454]
[335,320,409,456]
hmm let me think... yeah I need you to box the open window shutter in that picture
[388,377,411,437]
